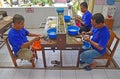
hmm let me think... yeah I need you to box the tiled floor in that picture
[0,68,120,79]
[0,27,120,79]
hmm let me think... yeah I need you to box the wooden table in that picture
[0,18,12,47]
[40,16,82,68]
[40,34,83,68]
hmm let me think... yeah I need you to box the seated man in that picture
[80,13,110,70]
[75,2,92,33]
[8,14,40,61]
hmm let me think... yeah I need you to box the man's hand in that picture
[82,31,86,35]
[82,35,90,42]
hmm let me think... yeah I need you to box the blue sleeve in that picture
[22,28,30,36]
[82,12,92,26]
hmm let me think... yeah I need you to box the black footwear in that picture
[51,60,60,65]
[80,60,85,64]
[83,65,92,71]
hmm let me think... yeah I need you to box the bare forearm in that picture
[79,20,84,25]
[82,31,92,36]
[28,33,41,37]
[86,31,92,35]
[76,18,84,25]
[21,36,40,48]
[83,33,103,50]
[21,39,35,48]
[89,39,103,50]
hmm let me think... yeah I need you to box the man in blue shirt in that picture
[8,14,40,61]
[80,13,110,70]
[75,2,92,33]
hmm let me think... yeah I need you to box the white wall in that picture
[113,2,120,28]
[0,7,68,28]
[93,2,120,28]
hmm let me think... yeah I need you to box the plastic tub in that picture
[67,26,80,36]
[56,8,64,13]
[64,15,71,22]
[47,28,57,39]
[82,41,91,50]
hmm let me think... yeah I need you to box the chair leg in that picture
[30,49,36,68]
[12,58,18,67]
[31,58,35,68]
[106,59,111,67]
[31,49,38,59]
[13,61,17,67]
[34,50,38,59]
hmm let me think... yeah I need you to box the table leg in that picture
[77,50,81,67]
[42,48,46,68]
[60,50,62,67]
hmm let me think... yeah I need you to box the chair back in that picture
[4,37,17,67]
[107,30,119,57]
[96,30,120,67]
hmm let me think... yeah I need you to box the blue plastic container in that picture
[64,15,71,22]
[106,0,115,5]
[56,8,64,13]
[47,28,57,39]
[67,26,80,36]
[82,41,91,50]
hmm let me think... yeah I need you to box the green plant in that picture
[33,0,47,5]
[47,0,53,6]
[72,1,79,15]
[41,0,47,4]
[33,0,41,5]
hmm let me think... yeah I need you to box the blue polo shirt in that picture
[91,26,110,54]
[82,11,92,29]
[8,28,29,56]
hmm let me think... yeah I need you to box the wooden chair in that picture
[96,30,120,67]
[4,37,38,68]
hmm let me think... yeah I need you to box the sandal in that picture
[80,60,85,64]
[51,60,60,65]
[84,65,92,71]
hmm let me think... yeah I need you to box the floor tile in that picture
[105,69,120,79]
[0,68,16,79]
[91,69,109,79]
[76,69,93,79]
[45,70,60,79]
[29,70,45,79]
[61,70,76,79]
[13,69,31,79]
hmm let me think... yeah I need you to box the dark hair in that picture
[13,14,24,23]
[80,2,88,9]
[92,13,104,24]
